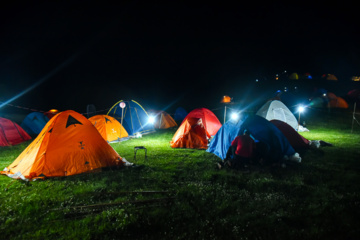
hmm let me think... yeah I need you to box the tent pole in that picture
[224,106,227,123]
[120,107,124,140]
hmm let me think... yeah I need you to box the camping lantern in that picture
[148,116,155,124]
[119,102,126,139]
[231,112,239,121]
[298,105,305,126]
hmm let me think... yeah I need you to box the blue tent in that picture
[174,107,188,122]
[21,112,49,135]
[207,114,296,161]
[107,100,155,136]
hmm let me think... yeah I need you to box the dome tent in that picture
[21,112,49,136]
[182,108,222,136]
[89,115,129,142]
[170,117,211,149]
[1,117,31,147]
[207,115,297,163]
[1,110,124,180]
[256,100,299,131]
[148,110,177,129]
[107,100,155,137]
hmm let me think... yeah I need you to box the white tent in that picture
[256,100,299,131]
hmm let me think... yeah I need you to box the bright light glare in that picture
[231,112,239,120]
[298,106,305,113]
[148,116,155,124]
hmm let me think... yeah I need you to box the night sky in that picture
[1,1,359,116]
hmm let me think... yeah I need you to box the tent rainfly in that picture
[1,117,31,147]
[1,110,125,180]
[256,100,299,131]
[107,100,155,136]
[89,115,129,142]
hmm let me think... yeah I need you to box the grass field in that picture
[1,108,360,240]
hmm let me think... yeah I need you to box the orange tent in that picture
[89,115,129,142]
[170,117,211,149]
[328,97,348,108]
[322,74,338,81]
[0,117,31,147]
[1,110,124,180]
[149,110,177,129]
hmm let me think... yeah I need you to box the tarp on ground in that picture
[207,115,296,161]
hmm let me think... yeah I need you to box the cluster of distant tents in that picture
[0,89,348,181]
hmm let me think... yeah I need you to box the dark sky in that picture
[1,1,359,115]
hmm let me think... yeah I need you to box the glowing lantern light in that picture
[231,112,239,121]
[148,116,155,124]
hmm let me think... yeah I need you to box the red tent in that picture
[270,119,309,151]
[170,117,211,149]
[0,117,31,147]
[182,108,222,136]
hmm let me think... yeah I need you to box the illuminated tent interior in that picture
[256,100,299,131]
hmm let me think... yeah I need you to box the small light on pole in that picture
[298,105,305,126]
[231,112,239,121]
[119,102,126,140]
[148,115,155,124]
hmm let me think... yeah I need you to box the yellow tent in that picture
[89,115,129,142]
[1,110,124,180]
[289,73,299,80]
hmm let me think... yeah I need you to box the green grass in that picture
[1,109,360,240]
